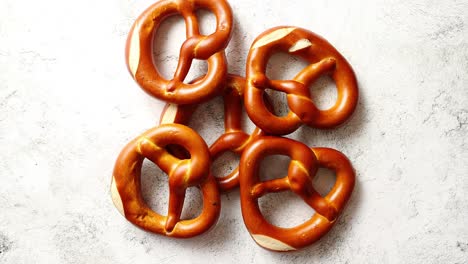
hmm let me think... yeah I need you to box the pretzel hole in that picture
[180,187,203,220]
[196,9,216,36]
[264,89,289,117]
[259,193,315,228]
[153,15,185,80]
[240,103,256,134]
[141,159,170,214]
[165,144,191,159]
[312,168,336,197]
[212,151,240,178]
[187,96,224,146]
[185,59,209,83]
[140,159,203,220]
[308,75,337,110]
[259,155,290,181]
[266,52,308,81]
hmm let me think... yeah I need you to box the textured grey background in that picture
[1,0,468,263]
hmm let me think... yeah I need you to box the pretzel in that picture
[111,124,220,238]
[125,0,233,104]
[239,136,355,251]
[245,26,359,135]
[159,74,269,191]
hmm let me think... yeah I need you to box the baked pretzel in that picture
[111,124,220,238]
[239,136,355,251]
[159,74,268,191]
[245,26,358,135]
[126,0,233,104]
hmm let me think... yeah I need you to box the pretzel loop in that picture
[111,124,220,238]
[240,136,355,251]
[245,26,358,135]
[126,0,233,104]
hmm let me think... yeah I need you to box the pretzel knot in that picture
[111,124,220,238]
[160,74,271,191]
[126,0,233,104]
[245,26,359,135]
[239,136,355,251]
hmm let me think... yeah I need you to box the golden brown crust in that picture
[125,0,233,104]
[239,136,355,251]
[159,74,270,191]
[245,26,359,135]
[112,124,220,238]
[119,10,359,247]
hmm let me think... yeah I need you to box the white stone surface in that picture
[1,0,467,263]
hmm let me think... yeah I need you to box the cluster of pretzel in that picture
[112,0,357,252]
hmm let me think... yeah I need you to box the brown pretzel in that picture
[159,74,268,191]
[245,26,359,135]
[239,136,355,251]
[125,0,233,104]
[111,124,220,238]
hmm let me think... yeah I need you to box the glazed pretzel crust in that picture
[111,124,220,238]
[159,74,269,191]
[245,26,359,135]
[117,1,360,246]
[126,0,233,104]
[239,136,355,251]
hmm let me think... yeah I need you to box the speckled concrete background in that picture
[1,0,467,263]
